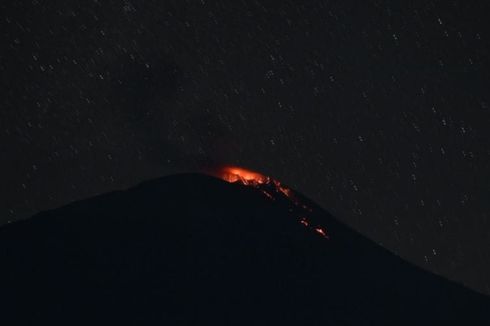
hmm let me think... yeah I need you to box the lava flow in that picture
[219,166,270,185]
[215,166,329,239]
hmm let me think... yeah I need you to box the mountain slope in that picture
[0,173,488,324]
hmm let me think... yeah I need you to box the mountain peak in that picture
[1,172,488,324]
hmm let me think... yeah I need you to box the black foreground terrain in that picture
[1,173,489,324]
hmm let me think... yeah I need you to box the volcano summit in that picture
[0,172,489,324]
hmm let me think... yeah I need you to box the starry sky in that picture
[1,1,490,294]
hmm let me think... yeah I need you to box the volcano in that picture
[1,171,489,324]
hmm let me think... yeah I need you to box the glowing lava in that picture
[219,166,270,185]
[215,166,329,240]
[219,166,297,202]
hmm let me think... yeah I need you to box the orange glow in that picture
[218,166,296,201]
[219,166,270,186]
[314,227,329,239]
[214,165,330,240]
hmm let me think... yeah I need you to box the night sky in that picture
[1,1,489,294]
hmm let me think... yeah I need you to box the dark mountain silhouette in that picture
[1,172,489,324]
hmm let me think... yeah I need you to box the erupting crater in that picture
[214,166,329,239]
[219,166,270,185]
